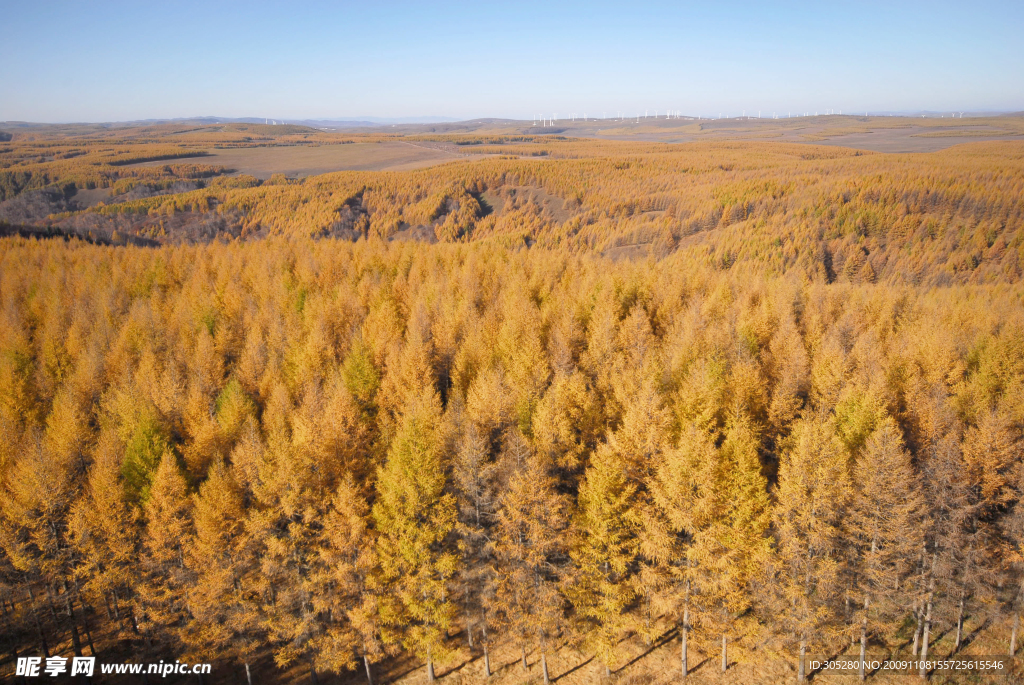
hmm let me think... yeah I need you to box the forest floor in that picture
[7,606,1018,685]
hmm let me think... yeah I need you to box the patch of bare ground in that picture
[71,187,113,208]
[499,185,571,223]
[390,224,439,243]
[603,243,654,261]
[478,190,505,216]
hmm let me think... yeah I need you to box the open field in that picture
[545,116,1024,153]
[126,141,470,179]
[299,114,1024,153]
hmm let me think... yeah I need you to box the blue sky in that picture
[1,1,1021,122]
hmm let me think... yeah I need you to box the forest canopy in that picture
[1,126,1023,684]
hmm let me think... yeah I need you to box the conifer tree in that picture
[137,450,194,649]
[313,475,380,685]
[373,390,458,682]
[492,435,567,684]
[566,439,641,677]
[647,424,719,679]
[182,460,261,684]
[0,392,90,658]
[451,418,498,653]
[693,415,770,673]
[1005,456,1024,658]
[246,381,340,685]
[847,418,924,681]
[771,413,851,681]
[70,432,141,639]
[532,370,602,484]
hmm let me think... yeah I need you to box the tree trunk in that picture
[427,658,435,683]
[859,596,869,682]
[72,579,95,656]
[682,581,690,679]
[912,603,922,656]
[846,593,856,645]
[28,587,49,659]
[309,655,319,685]
[64,592,83,658]
[541,652,550,685]
[798,637,806,683]
[112,588,122,623]
[721,633,727,673]
[75,599,96,656]
[681,611,689,679]
[954,594,964,652]
[604,663,611,678]
[245,662,253,685]
[920,593,933,679]
[482,624,491,677]
[467,621,474,650]
[1011,613,1019,657]
[45,584,59,622]
[363,655,373,685]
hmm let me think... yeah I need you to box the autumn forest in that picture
[1,123,1024,684]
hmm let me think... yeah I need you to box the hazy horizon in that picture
[2,0,1022,122]
[3,109,1024,127]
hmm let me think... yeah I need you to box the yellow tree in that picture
[847,418,924,681]
[373,390,458,682]
[647,424,719,679]
[771,413,851,682]
[450,416,498,654]
[689,414,770,674]
[182,460,262,685]
[566,440,641,677]
[137,450,194,651]
[70,432,141,639]
[0,389,92,658]
[492,438,568,684]
[245,379,356,685]
[313,475,381,685]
